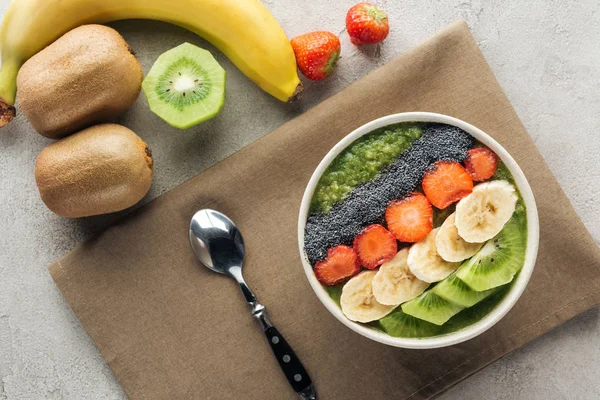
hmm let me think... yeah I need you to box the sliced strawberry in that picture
[353,224,397,269]
[385,193,433,243]
[464,147,499,181]
[314,245,360,285]
[422,161,473,209]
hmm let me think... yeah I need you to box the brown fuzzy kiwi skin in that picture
[17,25,143,139]
[35,124,153,218]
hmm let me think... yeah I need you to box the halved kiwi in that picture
[401,291,464,326]
[142,42,226,129]
[456,214,526,291]
[431,273,499,307]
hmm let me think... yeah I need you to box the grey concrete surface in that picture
[0,0,598,399]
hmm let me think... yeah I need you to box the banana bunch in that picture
[0,0,301,126]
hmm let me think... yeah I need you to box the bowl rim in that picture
[297,112,539,349]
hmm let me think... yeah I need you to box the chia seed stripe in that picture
[304,123,474,265]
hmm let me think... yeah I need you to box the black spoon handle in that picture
[235,274,316,399]
[263,325,315,398]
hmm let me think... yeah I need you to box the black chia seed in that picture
[304,123,474,265]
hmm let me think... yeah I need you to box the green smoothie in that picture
[310,123,422,213]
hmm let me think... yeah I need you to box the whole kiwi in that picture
[35,124,153,218]
[17,24,143,139]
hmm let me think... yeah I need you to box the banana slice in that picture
[340,270,396,323]
[435,213,484,262]
[455,180,518,243]
[407,228,460,282]
[372,249,430,305]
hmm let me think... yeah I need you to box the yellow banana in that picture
[0,0,302,126]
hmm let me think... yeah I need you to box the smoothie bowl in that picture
[298,112,539,349]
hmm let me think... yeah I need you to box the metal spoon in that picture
[189,209,317,400]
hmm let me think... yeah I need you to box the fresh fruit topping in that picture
[435,213,483,262]
[290,31,341,81]
[464,147,499,181]
[407,228,460,283]
[340,270,396,322]
[431,273,499,308]
[455,180,518,243]
[353,224,398,269]
[142,43,226,129]
[346,2,390,46]
[378,308,442,338]
[401,290,464,326]
[372,248,430,306]
[385,193,433,243]
[314,245,360,286]
[422,161,474,209]
[456,215,526,291]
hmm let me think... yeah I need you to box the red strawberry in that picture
[290,31,341,81]
[353,224,397,269]
[314,245,360,285]
[346,2,390,46]
[422,161,474,209]
[385,193,433,243]
[464,147,499,181]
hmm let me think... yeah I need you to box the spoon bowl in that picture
[189,209,245,275]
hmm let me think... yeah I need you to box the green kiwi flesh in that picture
[431,273,499,307]
[401,292,464,326]
[378,309,442,338]
[378,286,511,338]
[456,213,527,291]
[142,42,225,129]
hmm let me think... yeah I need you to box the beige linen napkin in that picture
[50,21,600,399]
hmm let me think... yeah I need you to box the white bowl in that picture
[298,112,539,349]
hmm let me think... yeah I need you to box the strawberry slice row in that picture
[314,224,397,286]
[314,148,500,286]
[422,148,498,208]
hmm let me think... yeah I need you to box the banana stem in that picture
[0,100,16,127]
[288,83,304,103]
[0,60,19,126]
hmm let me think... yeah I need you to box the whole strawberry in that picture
[290,31,341,81]
[346,2,390,46]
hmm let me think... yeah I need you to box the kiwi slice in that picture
[440,285,511,334]
[142,42,225,129]
[401,292,464,326]
[379,308,442,338]
[431,273,499,307]
[456,214,526,291]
